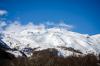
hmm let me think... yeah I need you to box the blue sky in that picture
[0,0,100,35]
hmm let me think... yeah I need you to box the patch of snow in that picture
[6,50,22,57]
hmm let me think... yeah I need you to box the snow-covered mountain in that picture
[0,26,100,57]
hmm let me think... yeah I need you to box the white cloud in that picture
[0,21,7,31]
[57,22,73,30]
[0,10,7,16]
[0,21,7,27]
[0,21,73,34]
[46,21,55,26]
[45,21,73,30]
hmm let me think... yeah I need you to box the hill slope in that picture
[1,27,100,57]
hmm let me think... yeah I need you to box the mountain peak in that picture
[1,27,100,57]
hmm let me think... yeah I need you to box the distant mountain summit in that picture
[1,27,100,57]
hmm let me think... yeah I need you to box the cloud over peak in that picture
[0,21,73,34]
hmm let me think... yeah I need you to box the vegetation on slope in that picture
[0,48,100,66]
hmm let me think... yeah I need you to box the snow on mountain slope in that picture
[0,23,100,57]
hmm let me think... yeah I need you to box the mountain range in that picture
[0,27,100,57]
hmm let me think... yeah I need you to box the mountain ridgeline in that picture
[0,27,100,66]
